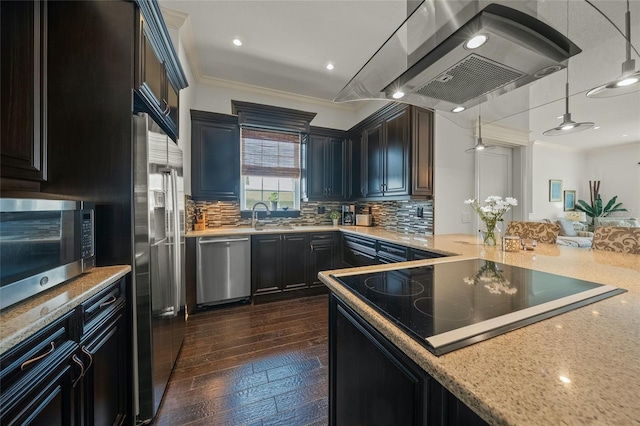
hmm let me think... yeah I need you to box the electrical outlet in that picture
[416,207,424,218]
[317,206,325,214]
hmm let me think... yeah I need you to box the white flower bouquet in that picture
[465,196,518,245]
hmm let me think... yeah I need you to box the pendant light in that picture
[543,1,595,136]
[587,0,640,98]
[465,111,494,153]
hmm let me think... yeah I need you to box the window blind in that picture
[241,128,301,178]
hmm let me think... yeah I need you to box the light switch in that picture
[462,212,471,223]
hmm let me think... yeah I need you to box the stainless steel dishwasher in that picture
[196,236,251,306]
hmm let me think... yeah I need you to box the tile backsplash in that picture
[188,198,434,235]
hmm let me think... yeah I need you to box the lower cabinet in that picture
[0,277,129,426]
[329,294,487,426]
[252,232,336,303]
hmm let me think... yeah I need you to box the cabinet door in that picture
[309,233,335,287]
[166,81,179,138]
[141,30,164,110]
[330,295,425,425]
[363,123,383,197]
[0,0,47,182]
[251,234,282,295]
[0,360,77,426]
[307,135,328,199]
[281,233,309,291]
[79,308,128,426]
[326,137,346,199]
[411,107,434,196]
[191,118,240,200]
[383,108,410,196]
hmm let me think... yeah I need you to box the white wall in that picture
[584,142,640,219]
[433,114,476,234]
[530,142,586,220]
[192,78,360,130]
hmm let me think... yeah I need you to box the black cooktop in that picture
[332,259,625,355]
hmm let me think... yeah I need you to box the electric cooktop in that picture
[331,259,625,355]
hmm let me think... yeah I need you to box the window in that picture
[240,128,301,210]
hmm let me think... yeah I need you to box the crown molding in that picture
[161,7,203,83]
[476,122,531,146]
[198,75,357,112]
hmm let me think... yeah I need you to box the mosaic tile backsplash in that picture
[188,198,434,235]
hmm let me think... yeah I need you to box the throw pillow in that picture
[556,218,577,237]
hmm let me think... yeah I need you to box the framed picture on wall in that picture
[564,190,576,211]
[549,179,563,202]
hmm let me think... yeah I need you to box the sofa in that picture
[549,217,639,248]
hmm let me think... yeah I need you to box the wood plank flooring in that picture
[153,295,329,426]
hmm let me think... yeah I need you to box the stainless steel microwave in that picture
[0,198,95,310]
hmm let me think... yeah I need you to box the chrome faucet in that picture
[251,202,270,228]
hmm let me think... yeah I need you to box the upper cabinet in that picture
[135,0,187,142]
[0,0,47,184]
[191,110,240,201]
[352,104,433,200]
[307,128,349,201]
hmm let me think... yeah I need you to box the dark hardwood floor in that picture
[154,295,329,426]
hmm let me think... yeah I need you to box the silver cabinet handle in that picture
[199,238,249,244]
[72,354,85,388]
[99,295,117,309]
[81,346,93,372]
[21,341,55,370]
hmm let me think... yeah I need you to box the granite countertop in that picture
[0,265,131,354]
[319,233,640,425]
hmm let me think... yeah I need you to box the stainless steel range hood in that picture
[335,1,581,112]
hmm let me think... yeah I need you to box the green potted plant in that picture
[268,192,279,210]
[575,181,627,230]
[329,210,341,226]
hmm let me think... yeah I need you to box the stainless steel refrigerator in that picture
[132,113,186,422]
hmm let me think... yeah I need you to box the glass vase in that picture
[482,222,501,246]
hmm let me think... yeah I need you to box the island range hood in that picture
[335,1,582,112]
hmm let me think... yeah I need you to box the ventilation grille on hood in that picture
[414,54,525,105]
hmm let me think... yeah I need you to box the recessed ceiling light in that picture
[392,91,405,99]
[556,115,564,120]
[451,106,465,113]
[593,126,601,130]
[326,63,335,71]
[622,134,629,137]
[232,38,243,47]
[464,34,488,50]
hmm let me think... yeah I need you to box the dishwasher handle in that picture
[198,237,249,244]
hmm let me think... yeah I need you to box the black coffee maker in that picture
[342,205,355,225]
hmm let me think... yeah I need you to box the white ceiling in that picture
[159,0,640,151]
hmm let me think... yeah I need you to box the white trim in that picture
[476,122,531,147]
[426,285,619,349]
[161,8,203,83]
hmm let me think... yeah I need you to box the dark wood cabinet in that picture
[342,234,377,268]
[252,231,335,303]
[307,128,348,200]
[309,233,337,288]
[0,278,129,426]
[77,279,128,426]
[137,15,183,141]
[329,294,487,426]
[191,110,240,201]
[0,0,47,184]
[352,104,433,200]
[330,294,427,425]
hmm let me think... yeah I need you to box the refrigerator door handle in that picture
[170,168,181,319]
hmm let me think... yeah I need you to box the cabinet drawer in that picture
[0,310,77,393]
[81,278,125,336]
[377,241,408,260]
[310,232,335,244]
[410,248,445,260]
[343,234,376,252]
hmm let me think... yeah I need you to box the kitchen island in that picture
[318,233,640,425]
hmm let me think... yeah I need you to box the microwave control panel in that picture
[81,210,94,258]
